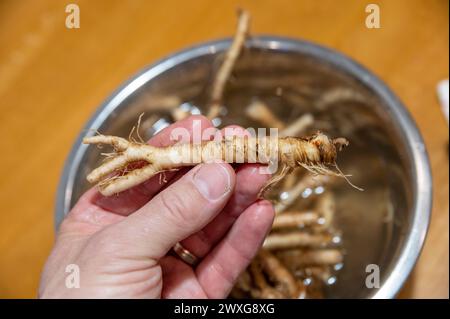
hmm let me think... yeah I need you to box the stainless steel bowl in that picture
[55,36,432,298]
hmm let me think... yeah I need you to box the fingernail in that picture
[193,163,231,200]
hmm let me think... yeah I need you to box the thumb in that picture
[110,162,236,259]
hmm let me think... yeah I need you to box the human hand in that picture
[39,115,275,298]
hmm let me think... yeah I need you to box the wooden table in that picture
[0,0,447,298]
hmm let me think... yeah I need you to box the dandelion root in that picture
[263,231,333,250]
[245,100,284,128]
[258,250,306,298]
[245,100,314,137]
[276,249,343,267]
[207,9,250,120]
[83,132,348,196]
[249,259,286,298]
[272,211,320,229]
[280,114,314,137]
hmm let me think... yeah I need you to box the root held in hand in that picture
[83,131,350,196]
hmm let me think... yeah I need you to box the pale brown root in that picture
[272,211,320,229]
[315,192,335,229]
[251,286,285,299]
[279,113,314,137]
[207,10,250,120]
[315,87,367,110]
[84,132,347,196]
[332,137,349,151]
[245,100,285,128]
[275,252,333,279]
[276,249,343,267]
[258,250,306,298]
[273,192,335,229]
[84,135,129,151]
[249,259,286,298]
[87,155,130,184]
[98,165,162,196]
[263,232,333,250]
[249,260,267,290]
[245,100,313,136]
[274,174,332,213]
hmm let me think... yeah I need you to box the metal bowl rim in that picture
[55,35,432,299]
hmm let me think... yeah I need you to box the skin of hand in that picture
[39,115,275,298]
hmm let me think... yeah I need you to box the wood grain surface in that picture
[0,0,448,298]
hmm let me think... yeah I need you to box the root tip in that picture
[82,137,92,144]
[332,137,349,151]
